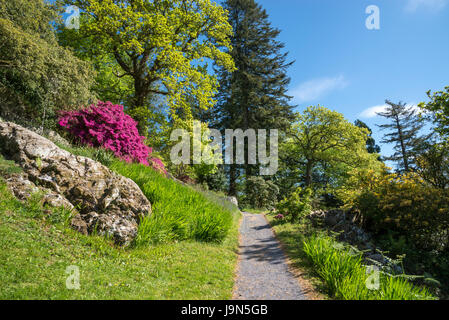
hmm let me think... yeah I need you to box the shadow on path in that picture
[233,212,307,300]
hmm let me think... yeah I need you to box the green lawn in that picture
[0,154,241,299]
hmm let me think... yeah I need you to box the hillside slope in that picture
[0,153,241,299]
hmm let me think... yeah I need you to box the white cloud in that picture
[405,0,448,12]
[359,103,420,119]
[359,105,388,118]
[290,75,348,103]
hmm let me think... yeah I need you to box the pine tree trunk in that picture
[229,165,238,196]
[395,115,409,171]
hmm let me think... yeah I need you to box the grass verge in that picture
[0,180,241,299]
[303,235,435,300]
[266,213,436,300]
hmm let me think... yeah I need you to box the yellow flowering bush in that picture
[346,171,449,251]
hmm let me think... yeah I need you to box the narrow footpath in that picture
[233,212,307,300]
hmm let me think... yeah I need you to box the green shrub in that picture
[337,169,449,296]
[242,176,279,209]
[302,235,436,300]
[109,160,234,245]
[277,187,312,222]
[0,0,95,128]
[203,167,228,193]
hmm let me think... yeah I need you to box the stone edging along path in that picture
[232,212,308,300]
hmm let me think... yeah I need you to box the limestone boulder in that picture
[0,121,151,245]
[227,196,239,207]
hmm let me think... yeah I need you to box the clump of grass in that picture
[190,185,239,214]
[55,143,115,167]
[0,154,22,176]
[302,235,436,300]
[109,160,234,245]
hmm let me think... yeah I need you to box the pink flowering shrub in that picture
[149,157,167,175]
[59,101,165,173]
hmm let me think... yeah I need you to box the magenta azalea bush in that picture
[59,101,165,173]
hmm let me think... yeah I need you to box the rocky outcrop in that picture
[308,209,371,243]
[0,121,151,245]
[227,196,239,208]
[5,174,75,209]
[307,208,402,271]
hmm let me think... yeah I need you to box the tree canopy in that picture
[211,0,294,195]
[283,106,381,188]
[0,0,95,127]
[419,86,449,139]
[59,0,236,134]
[354,119,381,155]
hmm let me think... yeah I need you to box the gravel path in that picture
[233,212,307,300]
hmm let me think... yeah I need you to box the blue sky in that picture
[256,0,449,157]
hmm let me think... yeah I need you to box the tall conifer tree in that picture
[355,120,381,154]
[377,100,425,172]
[212,0,294,195]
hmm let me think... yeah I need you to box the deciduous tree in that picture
[59,0,235,135]
[284,106,378,188]
[419,86,449,139]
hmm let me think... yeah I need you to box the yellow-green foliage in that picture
[163,119,223,181]
[419,86,449,138]
[335,164,389,209]
[343,171,449,252]
[284,106,382,187]
[277,187,312,222]
[61,0,236,123]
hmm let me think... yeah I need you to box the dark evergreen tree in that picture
[203,166,229,193]
[213,0,295,196]
[354,119,381,154]
[376,100,425,172]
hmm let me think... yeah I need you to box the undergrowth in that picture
[302,235,436,300]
